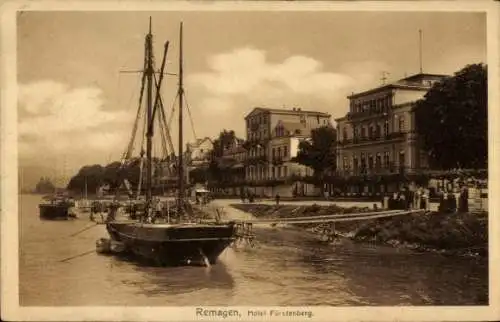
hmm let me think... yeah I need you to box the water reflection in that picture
[132,262,235,296]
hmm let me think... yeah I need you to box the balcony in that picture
[242,138,269,150]
[244,155,268,166]
[337,163,406,177]
[346,107,390,121]
[271,157,286,165]
[338,132,405,146]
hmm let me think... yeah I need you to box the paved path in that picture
[209,199,257,221]
[211,198,439,215]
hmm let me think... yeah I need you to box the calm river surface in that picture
[19,194,488,306]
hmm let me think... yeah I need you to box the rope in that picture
[226,209,425,225]
[137,156,145,197]
[122,44,148,162]
[184,92,198,141]
[68,223,98,237]
[167,93,178,132]
[153,72,175,158]
[59,249,95,263]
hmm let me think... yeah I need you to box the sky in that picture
[16,10,486,189]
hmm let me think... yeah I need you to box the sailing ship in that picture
[102,20,238,266]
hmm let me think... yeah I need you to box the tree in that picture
[189,167,209,184]
[415,63,487,170]
[293,125,337,194]
[67,164,104,194]
[207,130,240,185]
[211,130,237,158]
[35,177,56,194]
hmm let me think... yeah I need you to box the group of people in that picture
[387,187,430,211]
[437,186,469,213]
[387,185,471,213]
[240,190,256,203]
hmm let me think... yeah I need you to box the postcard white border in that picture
[2,1,499,321]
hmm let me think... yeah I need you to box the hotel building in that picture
[335,73,448,194]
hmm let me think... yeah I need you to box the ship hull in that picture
[106,221,237,266]
[39,204,71,220]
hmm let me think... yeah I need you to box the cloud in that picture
[189,48,355,99]
[183,48,388,139]
[18,80,134,179]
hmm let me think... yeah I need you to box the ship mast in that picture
[145,18,153,204]
[177,22,185,213]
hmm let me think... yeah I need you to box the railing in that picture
[338,132,405,146]
[271,157,285,165]
[244,155,268,166]
[337,164,407,176]
[242,138,270,150]
[346,107,390,120]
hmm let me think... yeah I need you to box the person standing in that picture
[275,193,281,205]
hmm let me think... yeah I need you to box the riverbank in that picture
[230,203,488,258]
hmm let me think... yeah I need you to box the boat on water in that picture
[100,20,239,267]
[39,195,77,220]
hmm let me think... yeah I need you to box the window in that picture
[283,166,288,177]
[277,147,281,160]
[361,127,366,139]
[376,124,381,138]
[343,127,347,140]
[284,146,288,158]
[399,115,405,132]
[272,148,276,159]
[376,153,382,169]
[384,152,390,167]
[384,120,389,136]
[368,154,374,169]
[399,151,405,168]
[317,116,320,124]
[353,155,358,171]
[343,156,348,170]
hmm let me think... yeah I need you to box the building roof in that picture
[400,73,448,82]
[347,73,449,99]
[244,107,331,119]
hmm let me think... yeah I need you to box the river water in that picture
[19,194,488,306]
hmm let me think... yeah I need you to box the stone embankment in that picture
[230,203,488,258]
